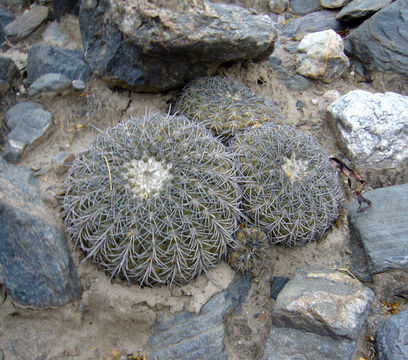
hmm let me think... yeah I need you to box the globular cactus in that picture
[233,124,341,248]
[174,76,284,138]
[62,112,243,286]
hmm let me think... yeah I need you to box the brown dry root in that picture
[233,124,342,248]
[62,112,243,286]
[174,76,284,139]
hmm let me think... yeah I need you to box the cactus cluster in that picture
[174,76,284,138]
[62,112,242,286]
[233,124,341,248]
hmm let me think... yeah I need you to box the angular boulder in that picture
[344,0,408,76]
[327,90,408,170]
[79,0,277,92]
[336,0,392,22]
[296,29,349,83]
[0,158,82,307]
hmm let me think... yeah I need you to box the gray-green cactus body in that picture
[62,112,242,286]
[174,76,284,138]
[233,124,341,247]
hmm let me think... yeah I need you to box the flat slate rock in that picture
[346,184,408,274]
[262,325,356,360]
[376,309,408,360]
[272,266,374,340]
[0,6,15,44]
[0,157,82,307]
[27,44,91,84]
[289,0,321,15]
[336,0,392,22]
[344,0,408,76]
[28,72,72,97]
[148,273,252,360]
[3,5,49,42]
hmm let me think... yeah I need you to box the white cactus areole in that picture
[62,112,242,286]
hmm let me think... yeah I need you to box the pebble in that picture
[322,89,341,102]
[268,0,289,14]
[320,0,350,8]
[53,152,74,175]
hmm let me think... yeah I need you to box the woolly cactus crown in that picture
[62,112,242,286]
[174,76,284,138]
[233,124,341,248]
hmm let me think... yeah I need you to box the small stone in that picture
[268,0,289,14]
[3,6,49,42]
[321,0,350,9]
[289,0,321,15]
[296,100,306,110]
[42,21,69,48]
[376,309,408,360]
[322,89,341,103]
[297,30,350,83]
[53,152,74,175]
[270,276,290,300]
[345,184,408,274]
[28,73,72,97]
[272,266,374,340]
[5,101,43,130]
[72,79,86,90]
[327,90,408,170]
[311,98,319,104]
[336,0,392,22]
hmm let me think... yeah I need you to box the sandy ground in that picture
[1,13,408,360]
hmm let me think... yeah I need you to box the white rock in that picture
[327,90,408,169]
[268,0,289,14]
[296,29,349,83]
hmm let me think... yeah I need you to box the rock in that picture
[269,276,290,300]
[28,73,72,97]
[27,44,91,84]
[289,0,321,15]
[53,152,74,175]
[262,326,357,360]
[148,273,252,360]
[268,0,289,14]
[42,21,69,48]
[2,102,53,163]
[296,30,349,83]
[3,6,49,42]
[282,10,344,41]
[322,89,341,103]
[0,0,28,12]
[344,0,408,77]
[321,0,350,8]
[336,0,392,22]
[345,184,408,274]
[272,266,374,340]
[376,309,408,360]
[0,7,14,44]
[4,101,43,129]
[72,79,85,90]
[52,0,80,19]
[0,157,82,307]
[327,90,408,170]
[0,56,19,84]
[79,0,277,92]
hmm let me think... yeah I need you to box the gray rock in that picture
[0,0,29,12]
[27,44,91,84]
[268,0,289,14]
[5,101,43,130]
[269,276,290,300]
[262,325,357,360]
[296,30,349,83]
[52,0,80,19]
[2,102,53,163]
[79,0,277,92]
[327,90,408,170]
[0,157,82,307]
[0,56,19,84]
[42,21,69,48]
[268,57,312,90]
[376,309,408,360]
[336,0,392,22]
[321,0,350,8]
[345,184,408,274]
[289,0,321,15]
[344,0,408,77]
[272,266,374,340]
[148,273,252,360]
[282,10,344,40]
[53,152,74,175]
[3,5,49,42]
[28,73,72,97]
[0,7,14,44]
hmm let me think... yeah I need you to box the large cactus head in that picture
[233,124,341,248]
[62,112,243,286]
[174,76,284,138]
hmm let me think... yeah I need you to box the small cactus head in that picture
[62,112,243,286]
[174,76,284,139]
[233,124,341,247]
